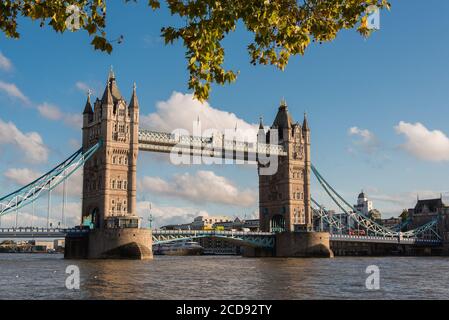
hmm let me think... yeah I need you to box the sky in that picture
[1,0,449,228]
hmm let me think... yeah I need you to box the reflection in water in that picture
[0,254,449,299]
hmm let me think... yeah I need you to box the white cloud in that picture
[0,81,30,105]
[348,126,379,154]
[62,113,83,128]
[69,138,81,150]
[75,81,102,97]
[0,201,81,228]
[141,91,259,141]
[0,52,12,71]
[4,168,41,185]
[136,201,205,228]
[4,167,82,198]
[138,170,257,207]
[0,118,48,163]
[37,102,82,129]
[75,81,94,95]
[37,102,63,121]
[367,189,448,218]
[395,121,449,162]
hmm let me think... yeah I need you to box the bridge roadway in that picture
[0,228,442,247]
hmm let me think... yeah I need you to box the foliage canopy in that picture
[0,0,390,101]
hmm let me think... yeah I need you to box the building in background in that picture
[380,217,401,229]
[160,215,259,232]
[354,191,373,216]
[160,223,192,230]
[407,196,449,230]
[159,215,260,255]
[212,217,260,232]
[191,215,233,230]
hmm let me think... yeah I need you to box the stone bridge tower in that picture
[81,69,139,229]
[65,70,152,260]
[253,101,332,258]
[258,100,312,233]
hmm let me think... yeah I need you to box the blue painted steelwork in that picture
[311,164,441,240]
[311,197,345,231]
[152,230,275,248]
[0,141,101,217]
[0,227,89,239]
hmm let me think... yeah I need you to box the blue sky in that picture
[1,0,449,227]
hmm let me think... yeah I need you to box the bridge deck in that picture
[138,129,287,159]
[0,228,441,247]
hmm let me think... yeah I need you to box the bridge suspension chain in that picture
[311,164,440,240]
[0,141,102,217]
[311,197,345,232]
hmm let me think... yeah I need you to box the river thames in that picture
[1,254,448,299]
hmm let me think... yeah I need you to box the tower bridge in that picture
[1,70,448,259]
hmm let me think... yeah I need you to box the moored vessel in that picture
[153,240,203,256]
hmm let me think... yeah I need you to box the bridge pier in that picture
[243,231,333,258]
[65,228,152,259]
[274,231,333,257]
[330,240,443,256]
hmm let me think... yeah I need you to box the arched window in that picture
[112,156,116,164]
[123,181,127,190]
[117,181,122,189]
[112,180,116,189]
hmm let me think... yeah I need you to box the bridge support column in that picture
[65,228,152,259]
[275,231,333,258]
[243,231,333,258]
[242,246,274,257]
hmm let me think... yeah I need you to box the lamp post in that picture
[148,203,153,229]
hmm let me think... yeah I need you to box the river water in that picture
[0,254,448,299]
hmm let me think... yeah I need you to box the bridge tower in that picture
[81,69,139,228]
[258,100,312,233]
[65,70,152,259]
[253,100,332,258]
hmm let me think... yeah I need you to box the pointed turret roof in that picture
[83,90,93,114]
[259,116,264,130]
[302,112,310,131]
[272,99,293,129]
[101,67,124,104]
[129,82,139,108]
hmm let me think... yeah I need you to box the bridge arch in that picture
[82,207,100,229]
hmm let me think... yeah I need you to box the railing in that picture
[0,227,66,233]
[153,229,274,236]
[0,227,88,235]
[330,234,442,244]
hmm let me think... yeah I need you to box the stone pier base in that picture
[275,231,333,258]
[243,231,333,258]
[65,228,153,260]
